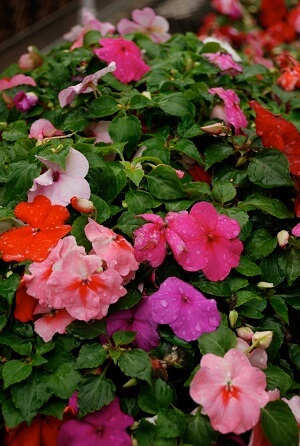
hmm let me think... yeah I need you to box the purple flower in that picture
[13,91,38,112]
[58,397,134,446]
[104,296,160,351]
[149,277,220,341]
[203,52,243,75]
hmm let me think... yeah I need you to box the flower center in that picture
[207,233,215,241]
[221,381,239,405]
[52,171,60,182]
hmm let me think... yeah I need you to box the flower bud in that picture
[252,331,273,349]
[18,46,43,70]
[229,309,238,328]
[277,230,289,247]
[70,197,94,214]
[13,91,38,112]
[200,122,228,135]
[236,326,254,342]
[257,281,274,289]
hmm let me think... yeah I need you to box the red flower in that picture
[0,195,71,262]
[188,164,212,185]
[14,280,38,322]
[259,0,287,28]
[3,415,62,446]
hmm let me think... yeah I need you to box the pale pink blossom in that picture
[149,277,220,341]
[59,62,116,107]
[282,396,300,425]
[85,120,112,143]
[27,148,91,206]
[63,8,115,50]
[13,91,38,112]
[212,0,243,19]
[203,52,243,75]
[18,46,43,70]
[117,7,170,43]
[0,73,36,91]
[190,349,269,434]
[235,338,268,370]
[277,229,289,247]
[94,38,150,83]
[209,87,248,134]
[34,307,75,342]
[85,219,139,279]
[29,118,64,142]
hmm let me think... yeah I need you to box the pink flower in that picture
[282,396,300,425]
[103,296,160,351]
[94,38,150,83]
[292,222,300,236]
[29,118,64,142]
[117,7,170,43]
[248,390,280,446]
[28,148,91,206]
[13,91,38,112]
[203,52,243,75]
[85,219,139,280]
[190,349,269,435]
[209,87,248,134]
[63,8,115,50]
[0,73,36,91]
[59,62,116,107]
[212,0,243,18]
[166,202,243,281]
[46,250,126,321]
[149,277,220,341]
[57,397,134,446]
[18,46,43,70]
[133,214,167,268]
[34,307,75,342]
[85,120,112,143]
[235,338,268,370]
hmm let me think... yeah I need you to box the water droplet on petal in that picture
[160,299,168,308]
[195,323,202,331]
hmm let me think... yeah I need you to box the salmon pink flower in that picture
[13,91,38,112]
[18,45,43,70]
[117,7,170,43]
[190,349,269,434]
[149,277,220,341]
[0,73,36,91]
[70,197,95,214]
[57,397,134,446]
[29,118,64,142]
[28,148,91,206]
[94,38,150,83]
[34,307,75,342]
[0,195,71,262]
[209,87,248,134]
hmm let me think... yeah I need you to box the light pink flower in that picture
[58,62,116,107]
[190,349,269,434]
[46,250,126,321]
[34,307,75,342]
[63,8,115,50]
[248,390,280,446]
[149,277,220,341]
[292,222,300,236]
[13,91,38,112]
[209,87,248,134]
[282,396,300,425]
[203,52,243,75]
[27,148,91,206]
[18,46,43,70]
[103,296,160,351]
[212,0,243,18]
[94,38,150,83]
[85,120,112,143]
[0,73,36,91]
[235,338,268,370]
[117,7,170,43]
[29,118,64,142]
[85,219,139,279]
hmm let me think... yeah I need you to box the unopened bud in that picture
[229,310,238,328]
[252,331,273,349]
[200,122,228,136]
[277,230,289,248]
[236,326,254,342]
[70,197,94,214]
[257,281,274,289]
[141,91,151,100]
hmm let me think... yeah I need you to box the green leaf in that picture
[77,374,116,418]
[120,160,144,186]
[109,115,141,158]
[171,139,202,163]
[260,253,285,286]
[269,296,289,324]
[2,120,28,141]
[278,248,300,285]
[125,189,154,214]
[235,290,263,307]
[134,419,158,445]
[129,93,153,109]
[183,411,218,446]
[211,181,236,204]
[112,331,136,346]
[48,363,81,399]
[158,92,194,116]
[90,193,111,224]
[4,161,40,202]
[238,299,267,318]
[204,143,235,169]
[235,255,261,276]
[38,144,70,170]
[0,332,32,355]
[238,194,293,219]
[110,288,142,311]
[157,408,186,438]
[39,398,66,419]
[118,349,152,385]
[198,323,236,356]
[244,228,277,261]
[289,343,300,369]
[138,379,174,414]
[2,360,32,388]
[147,165,186,200]
[248,149,293,188]
[265,364,293,395]
[86,96,120,118]
[193,280,232,297]
[75,343,107,369]
[0,273,20,306]
[261,400,299,446]
[116,212,144,238]
[71,216,92,251]
[66,319,106,339]
[1,399,25,429]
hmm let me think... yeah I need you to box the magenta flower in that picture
[104,296,160,351]
[292,222,300,236]
[94,37,150,83]
[13,91,38,112]
[27,148,91,206]
[57,397,134,446]
[149,277,220,341]
[34,307,75,342]
[190,349,269,435]
[209,87,248,134]
[29,118,64,142]
[58,62,116,107]
[203,52,242,75]
[0,73,36,91]
[85,120,112,143]
[212,0,242,19]
[117,7,170,43]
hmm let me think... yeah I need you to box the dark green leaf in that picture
[0,274,20,306]
[278,248,300,285]
[118,349,152,385]
[244,228,277,261]
[172,139,202,163]
[261,400,299,446]
[211,181,236,204]
[66,319,106,339]
[248,150,293,188]
[71,216,92,252]
[260,253,285,286]
[183,411,218,446]
[198,323,236,356]
[78,375,116,418]
[158,92,194,116]
[4,161,40,202]
[109,115,141,158]
[2,360,32,388]
[75,343,107,369]
[86,95,120,118]
[289,343,300,369]
[0,332,32,355]
[235,256,261,276]
[138,379,174,414]
[1,399,25,429]
[48,363,81,399]
[265,364,292,395]
[204,143,235,170]
[238,194,293,219]
[90,193,111,224]
[157,408,186,438]
[269,296,289,324]
[112,331,136,346]
[147,165,186,200]
[125,189,154,214]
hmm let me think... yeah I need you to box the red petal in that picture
[14,281,38,322]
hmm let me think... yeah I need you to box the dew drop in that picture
[195,323,202,331]
[160,299,168,308]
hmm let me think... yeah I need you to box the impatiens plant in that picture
[0,2,300,445]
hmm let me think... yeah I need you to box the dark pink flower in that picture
[149,277,220,341]
[117,7,170,43]
[203,52,243,75]
[292,222,300,236]
[104,296,159,351]
[94,37,150,83]
[13,91,38,112]
[190,349,269,435]
[57,397,134,446]
[0,73,36,91]
[209,87,248,134]
[212,0,243,18]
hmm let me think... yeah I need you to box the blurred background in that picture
[0,0,210,71]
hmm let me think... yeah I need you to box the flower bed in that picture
[0,2,300,445]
